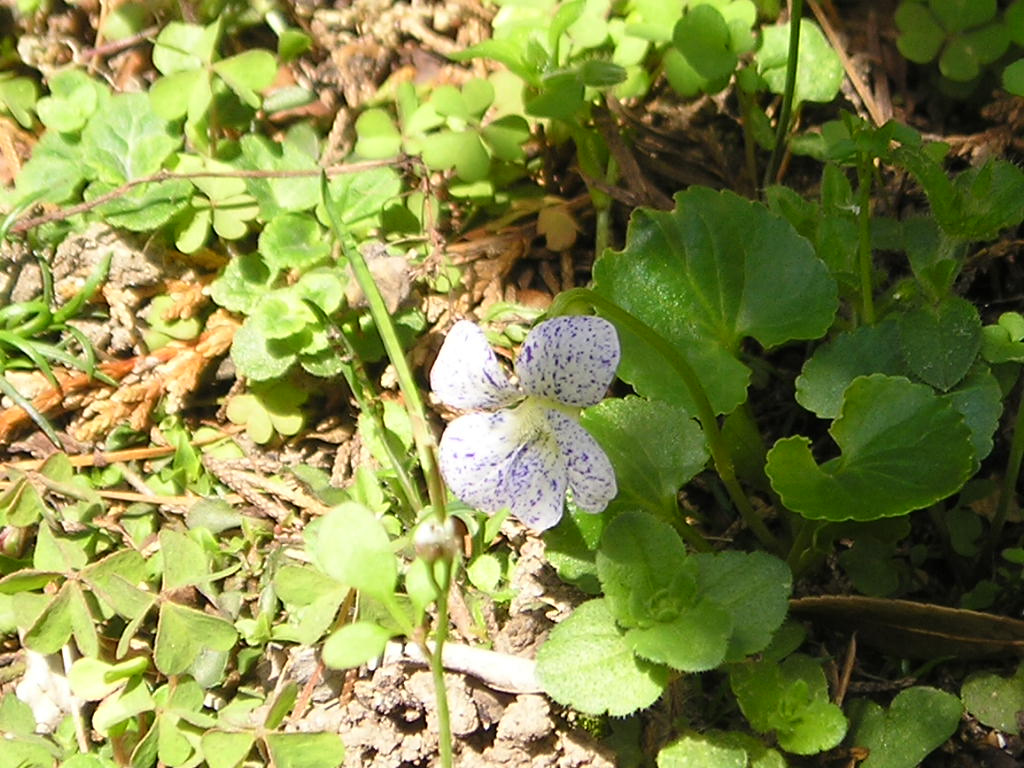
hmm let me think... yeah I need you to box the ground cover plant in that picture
[2,0,1024,766]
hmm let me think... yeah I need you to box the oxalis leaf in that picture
[847,687,961,768]
[594,187,837,415]
[535,598,669,716]
[767,374,974,521]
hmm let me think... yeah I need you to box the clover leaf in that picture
[171,155,259,252]
[226,383,307,445]
[757,20,843,105]
[767,374,975,521]
[594,187,837,415]
[37,69,108,133]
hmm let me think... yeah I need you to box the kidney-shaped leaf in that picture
[767,375,974,521]
[594,188,837,414]
[848,687,961,768]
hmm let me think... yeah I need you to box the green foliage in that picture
[896,0,1008,83]
[960,662,1024,732]
[730,655,847,754]
[767,375,975,521]
[149,18,276,151]
[593,187,838,415]
[847,687,961,768]
[755,19,843,105]
[538,511,791,716]
[354,78,530,191]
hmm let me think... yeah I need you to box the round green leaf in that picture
[322,621,393,669]
[596,511,692,628]
[1008,0,1024,45]
[658,733,747,768]
[152,21,218,75]
[673,5,737,82]
[931,0,996,32]
[895,2,945,63]
[422,130,491,182]
[1003,58,1024,96]
[313,502,397,599]
[594,188,837,415]
[796,319,905,419]
[353,109,401,159]
[757,20,843,104]
[535,598,669,716]
[898,296,981,392]
[766,374,974,521]
[961,664,1024,732]
[264,732,344,768]
[201,731,256,768]
[480,115,530,162]
[213,50,277,106]
[662,47,709,97]
[230,320,297,381]
[694,551,792,661]
[939,36,981,81]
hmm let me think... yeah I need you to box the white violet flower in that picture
[430,316,620,530]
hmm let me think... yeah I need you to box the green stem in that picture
[593,154,619,259]
[321,176,446,519]
[336,328,424,515]
[855,156,875,326]
[763,0,803,187]
[426,558,454,768]
[992,378,1024,548]
[735,86,761,194]
[321,177,453,767]
[549,289,782,554]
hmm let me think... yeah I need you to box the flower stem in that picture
[763,0,803,188]
[321,177,453,767]
[855,155,875,326]
[550,289,783,554]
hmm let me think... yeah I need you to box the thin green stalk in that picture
[991,381,1024,547]
[321,177,453,768]
[763,0,804,187]
[321,176,446,519]
[594,154,619,259]
[549,289,783,555]
[735,86,761,194]
[855,157,875,326]
[426,557,454,768]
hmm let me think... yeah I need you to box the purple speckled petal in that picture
[438,410,525,513]
[504,422,568,530]
[438,403,569,530]
[515,316,620,407]
[430,321,519,410]
[547,409,617,514]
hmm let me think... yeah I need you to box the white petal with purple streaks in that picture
[437,410,526,513]
[515,316,620,407]
[547,409,617,513]
[430,320,520,410]
[503,420,568,530]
